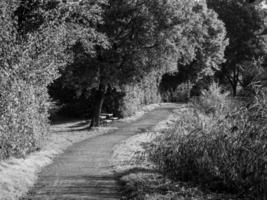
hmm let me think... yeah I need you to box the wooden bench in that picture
[100,113,118,126]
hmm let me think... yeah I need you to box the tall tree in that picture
[207,0,266,96]
[58,0,228,127]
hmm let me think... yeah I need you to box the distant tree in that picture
[207,0,266,96]
[58,0,228,127]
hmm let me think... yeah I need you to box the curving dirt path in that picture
[22,104,178,200]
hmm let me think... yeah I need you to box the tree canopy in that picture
[207,0,266,95]
[56,0,228,126]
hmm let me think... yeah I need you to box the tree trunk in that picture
[229,68,239,97]
[232,83,237,97]
[232,70,240,97]
[90,84,106,128]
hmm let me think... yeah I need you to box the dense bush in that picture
[0,80,49,159]
[191,82,231,115]
[161,82,193,103]
[0,1,65,159]
[150,84,267,199]
[121,70,162,117]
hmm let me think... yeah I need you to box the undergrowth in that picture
[150,83,267,199]
[121,70,162,117]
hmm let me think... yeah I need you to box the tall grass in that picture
[121,70,162,117]
[191,82,231,115]
[150,83,267,199]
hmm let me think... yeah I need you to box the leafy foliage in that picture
[161,82,193,103]
[0,0,72,159]
[120,70,163,117]
[102,0,227,84]
[207,0,266,96]
[52,0,228,126]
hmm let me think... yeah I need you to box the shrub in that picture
[121,70,162,117]
[0,1,65,159]
[0,80,49,159]
[150,87,267,199]
[191,82,231,115]
[161,82,193,103]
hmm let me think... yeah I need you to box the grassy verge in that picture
[112,108,205,200]
[148,84,266,200]
[0,120,117,200]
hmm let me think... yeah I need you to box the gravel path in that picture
[22,105,177,200]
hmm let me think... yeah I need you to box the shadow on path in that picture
[24,175,121,200]
[22,104,178,200]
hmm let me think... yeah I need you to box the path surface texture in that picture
[23,104,177,200]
